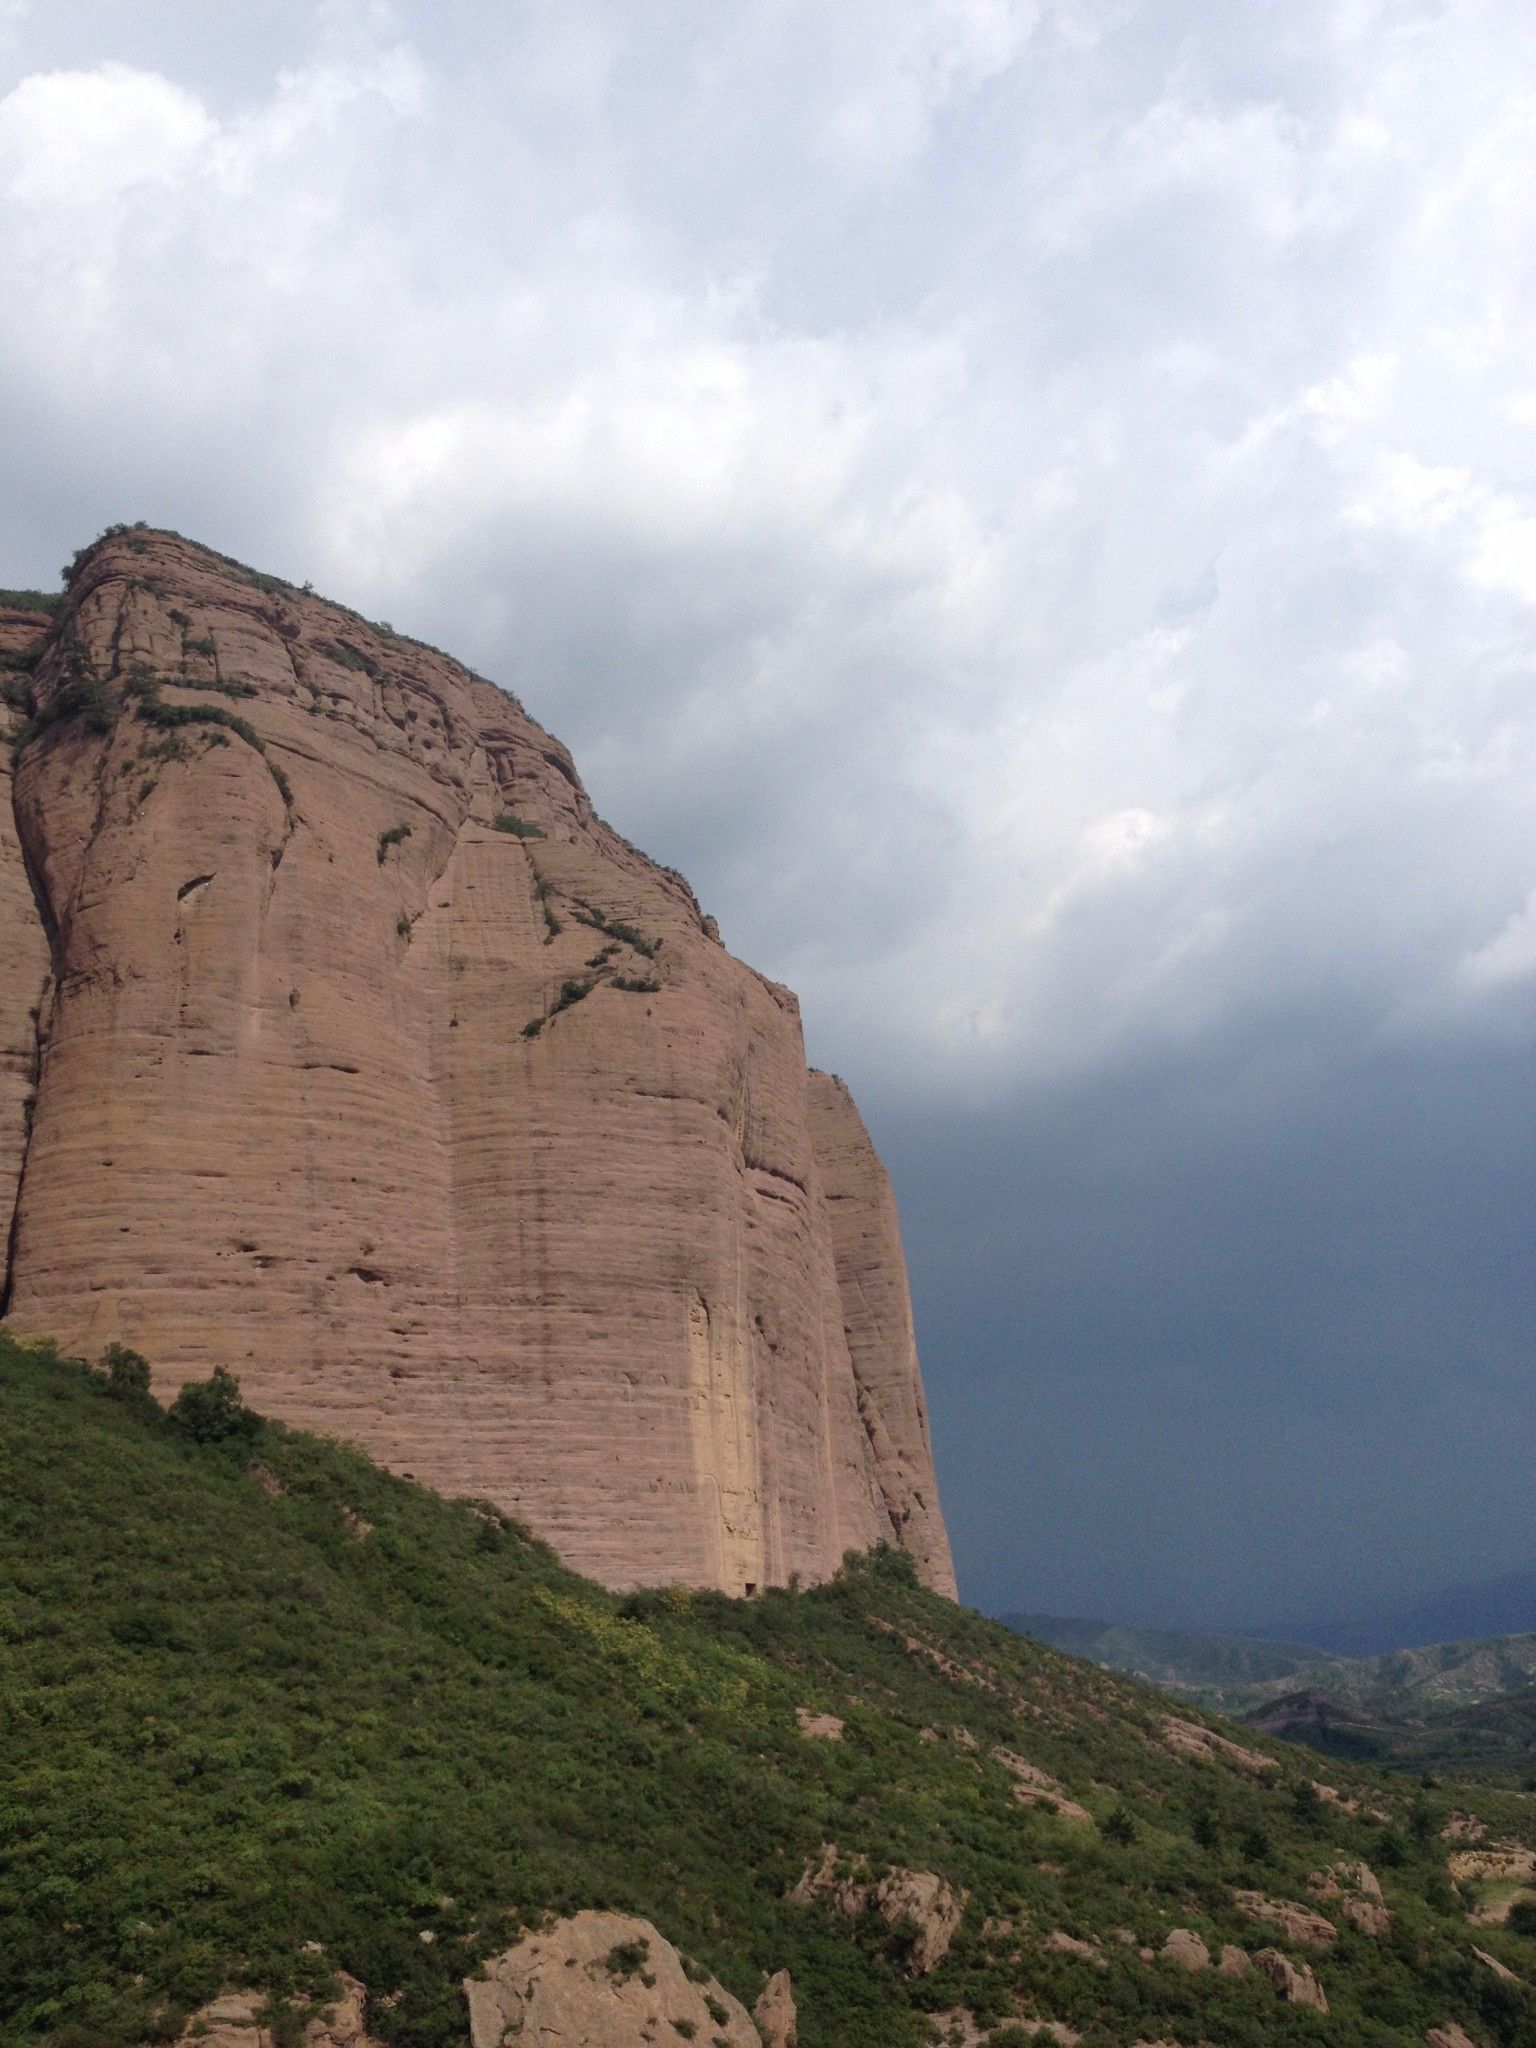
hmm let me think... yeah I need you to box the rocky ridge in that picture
[0,527,952,1596]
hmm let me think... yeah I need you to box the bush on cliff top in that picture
[1,1333,1533,2048]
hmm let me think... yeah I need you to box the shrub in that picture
[493,812,545,839]
[378,824,412,862]
[168,1367,259,1446]
[1103,1805,1138,1844]
[16,675,116,748]
[101,1344,151,1402]
[1508,1897,1536,1937]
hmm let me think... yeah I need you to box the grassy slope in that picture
[5,1337,1536,2048]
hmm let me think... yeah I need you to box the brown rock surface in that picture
[753,1967,797,2046]
[0,603,53,1271]
[795,1705,845,1740]
[156,1975,380,2048]
[1252,1948,1329,2011]
[804,1070,956,1596]
[1427,2027,1479,2048]
[1160,1716,1277,1775]
[789,1844,967,1973]
[0,530,952,1596]
[1309,1859,1390,1936]
[1233,1889,1337,1949]
[1159,1928,1209,1971]
[463,1910,757,2047]
[991,1748,1093,1824]
[1216,1944,1251,1977]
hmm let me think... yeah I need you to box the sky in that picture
[2,0,1534,1636]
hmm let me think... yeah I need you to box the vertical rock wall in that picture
[0,529,953,1595]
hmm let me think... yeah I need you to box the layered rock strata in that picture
[0,528,954,1597]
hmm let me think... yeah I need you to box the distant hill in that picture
[1005,1611,1536,1776]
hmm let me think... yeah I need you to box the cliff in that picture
[0,526,953,1597]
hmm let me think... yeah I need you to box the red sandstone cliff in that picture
[0,528,955,1598]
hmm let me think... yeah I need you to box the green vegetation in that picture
[130,677,291,808]
[321,641,384,681]
[377,824,412,862]
[14,673,116,748]
[493,812,545,839]
[571,902,660,959]
[612,974,662,994]
[0,588,62,615]
[3,1333,1535,2048]
[1010,1615,1536,1780]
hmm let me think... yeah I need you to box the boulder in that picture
[789,1845,966,1974]
[1309,1860,1390,1936]
[1160,1929,1209,1971]
[157,1975,380,2047]
[1253,1948,1328,2012]
[794,1707,844,1741]
[464,1910,758,2048]
[1234,1889,1337,1949]
[753,1968,797,2047]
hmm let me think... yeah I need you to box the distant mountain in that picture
[1004,1610,1536,1775]
[1000,1614,1326,1706]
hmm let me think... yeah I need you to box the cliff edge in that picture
[0,527,954,1597]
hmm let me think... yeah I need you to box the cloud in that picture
[1,1,1536,1100]
[3,0,1536,1626]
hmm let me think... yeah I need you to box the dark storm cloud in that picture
[2,0,1534,1625]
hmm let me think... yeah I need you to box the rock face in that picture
[0,529,953,1596]
[753,1968,797,2047]
[464,1911,758,2048]
[158,1976,381,2048]
[789,1844,967,1973]
[1252,1948,1328,2012]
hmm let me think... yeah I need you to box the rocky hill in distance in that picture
[0,524,951,1600]
[1008,1614,1536,1780]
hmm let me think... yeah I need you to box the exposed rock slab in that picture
[464,1910,757,2047]
[753,1967,797,2047]
[1234,1889,1337,1949]
[0,530,952,1596]
[789,1843,966,1973]
[156,1975,380,2047]
[1253,1948,1328,2011]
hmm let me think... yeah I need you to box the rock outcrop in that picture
[1252,1948,1328,2012]
[753,1968,797,2047]
[158,1976,381,2048]
[789,1844,967,1973]
[0,528,953,1596]
[464,1912,760,2048]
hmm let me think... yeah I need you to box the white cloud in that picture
[3,2,1536,1097]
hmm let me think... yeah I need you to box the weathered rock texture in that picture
[155,1976,381,2048]
[0,529,954,1596]
[463,1911,759,2048]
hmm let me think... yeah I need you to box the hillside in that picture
[0,524,952,1600]
[7,1333,1536,2048]
[1008,1616,1536,1722]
